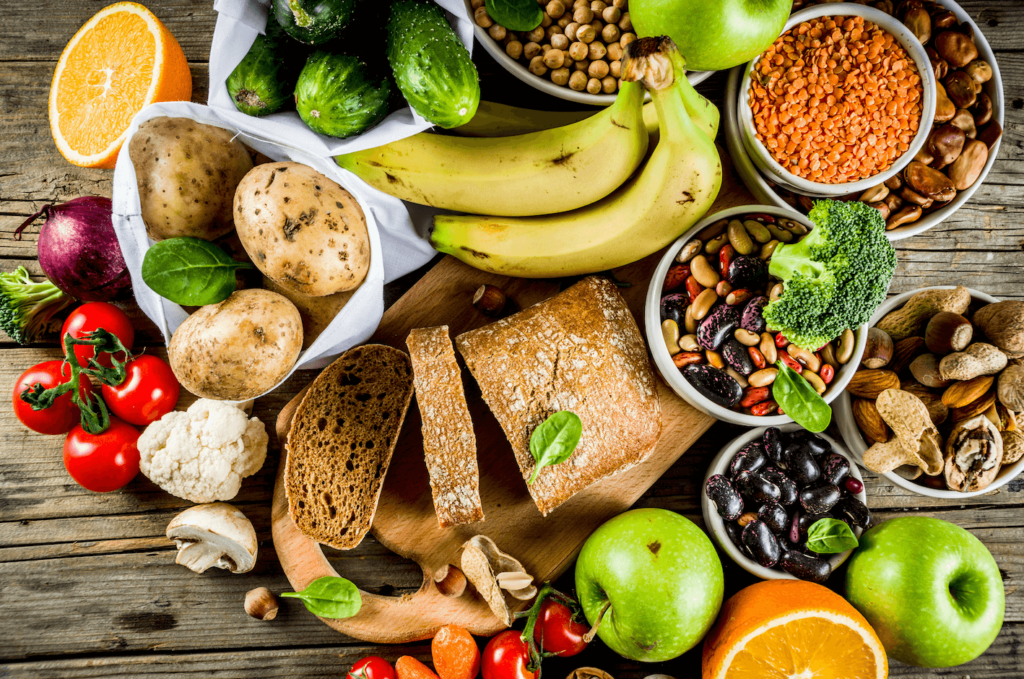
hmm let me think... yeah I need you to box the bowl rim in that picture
[724,0,1004,240]
[736,3,937,197]
[465,0,712,106]
[701,423,867,580]
[833,286,1024,499]
[644,204,869,427]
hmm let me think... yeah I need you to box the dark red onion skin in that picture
[15,196,132,302]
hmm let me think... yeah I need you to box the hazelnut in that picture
[473,285,507,317]
[925,311,973,355]
[244,587,278,621]
[862,327,895,369]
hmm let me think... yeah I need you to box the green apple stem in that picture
[582,601,611,644]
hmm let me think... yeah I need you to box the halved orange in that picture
[702,580,888,679]
[49,2,191,168]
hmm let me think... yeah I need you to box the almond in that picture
[853,398,890,443]
[846,369,901,399]
[941,375,996,407]
[890,336,926,374]
[950,389,996,421]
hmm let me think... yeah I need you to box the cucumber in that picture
[226,17,306,116]
[386,0,480,129]
[273,0,356,46]
[295,50,392,138]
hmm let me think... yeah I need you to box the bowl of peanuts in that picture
[737,3,936,198]
[467,0,710,104]
[645,204,868,427]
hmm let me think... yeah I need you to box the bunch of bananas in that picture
[336,37,722,279]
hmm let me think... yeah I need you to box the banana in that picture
[335,81,648,217]
[430,37,722,279]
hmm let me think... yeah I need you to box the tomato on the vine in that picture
[482,631,535,679]
[101,354,179,425]
[61,302,134,368]
[349,656,397,679]
[63,417,140,492]
[12,361,95,435]
[532,599,589,658]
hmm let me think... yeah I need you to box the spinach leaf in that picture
[772,360,831,432]
[280,576,362,618]
[141,237,254,306]
[806,518,859,554]
[528,411,583,484]
[485,0,543,32]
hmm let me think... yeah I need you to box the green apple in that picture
[845,516,1004,668]
[630,0,789,72]
[574,508,723,662]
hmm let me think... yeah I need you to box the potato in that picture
[168,289,303,401]
[263,277,353,350]
[234,162,370,297]
[130,117,254,241]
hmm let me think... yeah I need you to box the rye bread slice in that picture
[407,326,484,528]
[455,276,662,516]
[285,344,414,550]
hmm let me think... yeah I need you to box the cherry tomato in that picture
[12,361,95,435]
[349,657,397,679]
[101,354,179,425]
[482,631,534,679]
[63,417,140,492]
[532,600,589,658]
[61,302,134,369]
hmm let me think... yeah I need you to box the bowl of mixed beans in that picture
[738,3,936,198]
[645,205,868,427]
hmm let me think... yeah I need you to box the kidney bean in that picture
[746,213,776,223]
[742,520,781,568]
[716,280,733,297]
[775,333,791,349]
[821,453,851,486]
[844,477,864,495]
[759,501,789,534]
[705,474,744,520]
[719,243,735,276]
[729,440,768,478]
[787,430,831,457]
[724,521,746,553]
[784,444,821,486]
[673,351,703,368]
[799,484,842,514]
[788,510,803,544]
[781,550,832,583]
[660,293,687,325]
[735,470,781,503]
[798,512,833,540]
[763,427,783,463]
[748,346,767,370]
[820,363,835,385]
[751,400,779,416]
[663,263,690,292]
[833,495,871,528]
[779,351,803,373]
[726,289,754,306]
[685,275,704,303]
[761,466,798,505]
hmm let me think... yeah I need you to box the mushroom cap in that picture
[166,502,257,574]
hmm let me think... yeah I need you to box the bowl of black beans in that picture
[702,424,872,582]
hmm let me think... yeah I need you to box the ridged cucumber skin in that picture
[226,18,306,117]
[273,0,356,46]
[386,0,480,129]
[295,51,392,138]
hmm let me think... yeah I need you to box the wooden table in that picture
[1,2,1022,676]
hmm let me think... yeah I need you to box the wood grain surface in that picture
[1,0,1023,676]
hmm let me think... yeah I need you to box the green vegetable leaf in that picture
[485,0,543,32]
[806,518,859,554]
[772,361,831,432]
[528,411,583,485]
[141,237,254,306]
[281,576,362,618]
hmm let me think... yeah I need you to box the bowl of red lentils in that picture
[466,0,710,105]
[737,4,936,197]
[644,205,868,427]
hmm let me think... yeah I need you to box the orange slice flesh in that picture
[49,2,191,168]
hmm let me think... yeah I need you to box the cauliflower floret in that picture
[138,399,269,503]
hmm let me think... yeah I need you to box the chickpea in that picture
[601,76,618,93]
[546,25,563,39]
[573,7,594,23]
[529,55,549,76]
[557,14,572,27]
[588,59,609,78]
[620,32,636,47]
[551,67,571,85]
[540,43,552,53]
[564,22,579,40]
[586,77,602,94]
[471,0,485,7]
[574,58,590,71]
[576,24,597,43]
[524,41,542,59]
[546,0,566,18]
[591,1,608,11]
[590,19,603,31]
[602,6,621,22]
[526,26,545,42]
[474,7,493,28]
[504,31,519,44]
[618,11,632,31]
[568,41,589,60]
[551,33,570,49]
[541,13,552,26]
[488,24,507,41]
[588,40,607,60]
[506,40,524,59]
[613,0,627,7]
[610,59,621,77]
[601,23,620,43]
[573,0,588,7]
[569,70,589,90]
[607,42,623,61]
[543,48,565,68]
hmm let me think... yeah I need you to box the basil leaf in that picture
[280,576,362,618]
[141,237,254,306]
[485,0,543,32]
[528,411,583,484]
[806,518,859,554]
[772,361,832,433]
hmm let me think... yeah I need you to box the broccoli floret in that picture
[762,200,897,350]
[0,267,73,345]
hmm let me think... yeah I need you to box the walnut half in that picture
[944,415,1003,492]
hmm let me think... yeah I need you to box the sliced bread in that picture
[407,326,484,528]
[285,344,414,550]
[455,276,662,516]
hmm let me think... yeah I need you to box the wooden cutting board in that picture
[272,163,754,644]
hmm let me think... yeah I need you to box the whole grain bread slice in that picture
[285,344,414,550]
[407,326,484,528]
[455,276,662,516]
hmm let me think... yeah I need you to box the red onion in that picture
[15,197,131,302]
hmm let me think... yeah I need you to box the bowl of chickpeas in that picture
[467,0,711,105]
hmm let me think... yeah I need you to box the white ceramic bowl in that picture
[466,0,711,106]
[702,424,867,580]
[644,205,869,427]
[725,0,1004,240]
[835,286,1024,499]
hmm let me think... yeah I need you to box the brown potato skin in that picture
[130,117,254,241]
[262,277,353,350]
[233,162,370,297]
[168,289,303,400]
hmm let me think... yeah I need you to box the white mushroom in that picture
[166,502,258,574]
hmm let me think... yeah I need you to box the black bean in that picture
[834,495,872,528]
[758,501,789,534]
[729,441,767,478]
[724,521,746,553]
[821,453,851,486]
[727,255,768,290]
[660,293,687,325]
[740,295,769,334]
[682,364,744,408]
[763,427,783,464]
[705,474,744,521]
[742,520,781,568]
[780,550,833,583]
[721,338,755,376]
[785,430,831,456]
[735,470,781,504]
[800,483,842,514]
[784,444,822,487]
[760,466,798,505]
[798,512,833,540]
[697,303,741,351]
